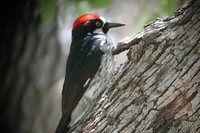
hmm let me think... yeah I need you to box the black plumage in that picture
[55,14,124,133]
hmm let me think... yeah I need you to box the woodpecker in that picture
[56,14,124,133]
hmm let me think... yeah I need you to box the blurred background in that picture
[0,0,186,133]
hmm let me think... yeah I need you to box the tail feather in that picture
[55,113,71,133]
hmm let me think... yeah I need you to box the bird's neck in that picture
[72,26,90,37]
[72,25,104,38]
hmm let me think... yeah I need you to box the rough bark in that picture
[70,0,200,132]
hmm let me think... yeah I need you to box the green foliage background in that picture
[40,0,187,26]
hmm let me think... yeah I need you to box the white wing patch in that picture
[83,78,91,88]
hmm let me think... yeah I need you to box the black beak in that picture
[102,22,125,34]
[107,22,125,28]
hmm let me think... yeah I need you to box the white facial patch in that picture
[93,16,107,34]
[99,16,106,25]
[93,28,103,34]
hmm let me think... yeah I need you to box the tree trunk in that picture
[70,0,200,132]
[0,0,64,133]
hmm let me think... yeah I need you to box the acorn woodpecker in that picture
[56,14,125,133]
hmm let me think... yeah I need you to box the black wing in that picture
[55,34,105,133]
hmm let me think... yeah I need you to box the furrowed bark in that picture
[70,0,200,132]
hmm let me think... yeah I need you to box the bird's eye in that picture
[96,22,101,27]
